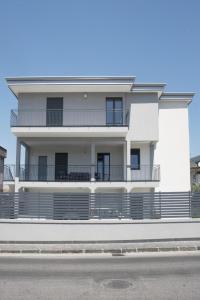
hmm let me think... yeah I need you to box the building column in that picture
[91,143,96,181]
[126,140,131,181]
[16,138,21,178]
[24,143,30,181]
[123,142,127,181]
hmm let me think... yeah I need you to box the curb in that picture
[0,245,199,254]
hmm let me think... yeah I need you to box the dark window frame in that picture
[106,97,123,125]
[131,149,140,170]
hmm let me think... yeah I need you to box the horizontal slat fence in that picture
[0,192,200,220]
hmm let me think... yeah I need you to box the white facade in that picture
[6,76,194,193]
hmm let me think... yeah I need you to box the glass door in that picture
[97,153,110,181]
[38,156,47,181]
[46,98,63,126]
[55,153,68,180]
[106,98,123,125]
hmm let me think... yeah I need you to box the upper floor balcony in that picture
[10,108,129,138]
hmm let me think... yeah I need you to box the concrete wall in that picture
[0,219,199,242]
[154,101,191,192]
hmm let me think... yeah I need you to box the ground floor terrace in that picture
[5,137,160,192]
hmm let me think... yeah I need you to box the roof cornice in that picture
[131,83,166,97]
[160,92,195,104]
[6,76,135,84]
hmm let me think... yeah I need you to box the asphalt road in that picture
[0,253,200,300]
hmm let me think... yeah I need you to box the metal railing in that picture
[2,164,160,182]
[10,109,129,127]
[19,164,124,182]
[0,192,199,220]
[3,165,15,181]
[17,164,160,182]
[130,165,160,181]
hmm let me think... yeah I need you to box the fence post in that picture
[189,191,192,218]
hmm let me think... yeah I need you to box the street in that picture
[0,253,200,300]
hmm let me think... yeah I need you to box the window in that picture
[46,98,63,126]
[131,149,140,170]
[106,98,123,125]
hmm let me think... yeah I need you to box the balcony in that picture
[10,109,129,138]
[15,164,160,182]
[10,109,129,127]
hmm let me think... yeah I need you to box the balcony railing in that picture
[19,165,124,182]
[2,164,160,182]
[3,165,15,181]
[130,165,160,182]
[14,164,160,182]
[10,109,129,127]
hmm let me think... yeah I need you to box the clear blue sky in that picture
[0,0,199,163]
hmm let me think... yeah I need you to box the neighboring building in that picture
[0,146,7,192]
[6,76,194,194]
[190,155,200,184]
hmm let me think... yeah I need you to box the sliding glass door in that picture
[97,153,110,181]
[106,98,123,125]
[46,98,63,126]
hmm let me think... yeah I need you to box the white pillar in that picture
[16,138,21,178]
[123,142,127,181]
[126,140,131,181]
[14,177,19,192]
[91,143,95,181]
[24,144,30,181]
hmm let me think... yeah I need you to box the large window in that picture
[131,149,140,170]
[106,98,123,125]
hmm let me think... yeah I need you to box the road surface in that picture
[0,253,200,299]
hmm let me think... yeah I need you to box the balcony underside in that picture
[11,126,128,138]
[16,181,160,190]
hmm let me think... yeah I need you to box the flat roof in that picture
[5,76,195,103]
[6,76,137,96]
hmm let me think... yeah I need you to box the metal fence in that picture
[0,192,200,220]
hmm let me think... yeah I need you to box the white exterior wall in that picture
[154,101,190,192]
[126,93,159,142]
[18,92,125,126]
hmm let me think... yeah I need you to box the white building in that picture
[5,76,194,194]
